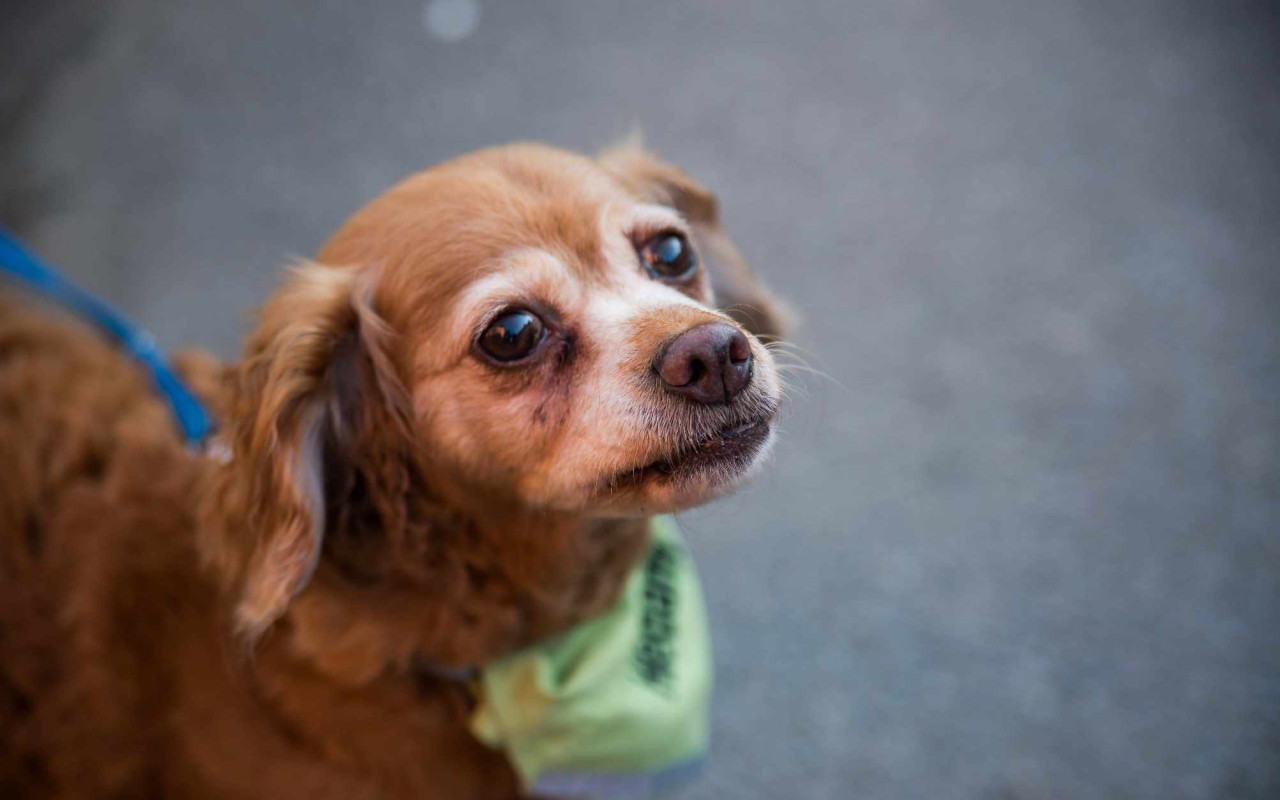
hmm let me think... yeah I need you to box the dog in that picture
[0,141,789,799]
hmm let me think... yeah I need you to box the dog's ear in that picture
[201,263,409,640]
[598,139,793,340]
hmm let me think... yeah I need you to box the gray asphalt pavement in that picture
[4,1,1279,797]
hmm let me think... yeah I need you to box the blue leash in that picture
[0,228,213,448]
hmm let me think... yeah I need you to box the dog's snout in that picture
[654,322,753,405]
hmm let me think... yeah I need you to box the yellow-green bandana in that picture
[469,516,712,797]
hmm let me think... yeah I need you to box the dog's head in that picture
[203,143,788,643]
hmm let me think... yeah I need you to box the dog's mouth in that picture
[604,411,775,491]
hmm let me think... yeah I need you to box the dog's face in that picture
[321,144,781,516]
[207,143,789,637]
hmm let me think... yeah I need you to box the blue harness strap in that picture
[0,228,213,448]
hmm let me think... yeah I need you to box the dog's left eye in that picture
[478,310,546,363]
[639,232,697,280]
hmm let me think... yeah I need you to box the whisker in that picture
[762,341,850,395]
[763,347,818,371]
[762,340,823,361]
[717,303,763,329]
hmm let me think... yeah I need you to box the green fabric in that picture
[469,516,712,794]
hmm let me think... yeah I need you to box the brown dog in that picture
[0,142,788,799]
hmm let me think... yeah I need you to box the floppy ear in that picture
[201,263,409,640]
[598,139,794,340]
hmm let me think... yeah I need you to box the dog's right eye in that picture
[477,310,546,363]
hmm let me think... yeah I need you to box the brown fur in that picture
[0,143,786,799]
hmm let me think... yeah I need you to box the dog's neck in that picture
[279,507,651,688]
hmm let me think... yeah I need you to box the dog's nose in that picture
[655,322,753,405]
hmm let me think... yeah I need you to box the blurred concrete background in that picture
[4,0,1280,797]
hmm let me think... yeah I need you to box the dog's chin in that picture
[584,414,777,517]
